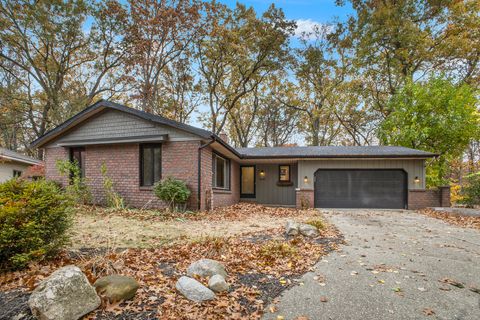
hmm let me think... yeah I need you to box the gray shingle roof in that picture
[0,148,42,165]
[236,146,437,158]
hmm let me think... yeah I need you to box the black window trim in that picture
[278,164,291,182]
[139,143,162,187]
[212,151,231,191]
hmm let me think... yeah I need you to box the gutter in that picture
[197,140,214,211]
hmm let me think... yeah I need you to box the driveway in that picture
[264,210,480,320]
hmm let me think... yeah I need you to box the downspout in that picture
[198,140,214,211]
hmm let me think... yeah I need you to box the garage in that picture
[314,169,407,209]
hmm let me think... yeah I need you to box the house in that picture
[0,148,42,183]
[30,100,450,210]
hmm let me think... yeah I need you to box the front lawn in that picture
[71,203,319,248]
[0,203,343,320]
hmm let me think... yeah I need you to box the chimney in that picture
[219,132,229,144]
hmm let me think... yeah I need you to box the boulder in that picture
[208,274,229,293]
[94,275,139,303]
[187,259,227,278]
[285,220,299,236]
[176,276,215,302]
[28,265,100,320]
[298,223,319,237]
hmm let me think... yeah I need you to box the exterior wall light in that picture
[414,176,420,183]
[259,170,265,179]
[304,176,309,183]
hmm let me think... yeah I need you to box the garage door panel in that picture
[314,170,406,209]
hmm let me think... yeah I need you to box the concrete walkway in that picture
[264,210,480,320]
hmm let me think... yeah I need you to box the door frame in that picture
[313,168,408,209]
[240,165,256,198]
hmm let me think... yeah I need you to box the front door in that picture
[240,166,256,198]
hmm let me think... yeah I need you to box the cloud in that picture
[294,19,333,40]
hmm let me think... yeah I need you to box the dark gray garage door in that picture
[314,169,407,209]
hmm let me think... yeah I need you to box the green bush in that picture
[461,172,480,207]
[154,177,191,211]
[0,179,74,270]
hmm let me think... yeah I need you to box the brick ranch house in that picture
[31,100,450,211]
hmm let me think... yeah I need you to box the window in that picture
[279,165,291,182]
[140,144,162,187]
[70,147,85,178]
[13,170,22,178]
[213,153,230,189]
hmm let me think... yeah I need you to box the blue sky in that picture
[219,0,354,25]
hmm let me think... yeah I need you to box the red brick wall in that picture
[408,188,452,210]
[43,141,244,211]
[296,189,314,209]
[44,141,202,210]
[44,147,69,186]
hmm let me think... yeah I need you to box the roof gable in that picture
[31,100,214,148]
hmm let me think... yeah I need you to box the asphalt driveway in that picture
[264,210,480,320]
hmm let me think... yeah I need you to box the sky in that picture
[219,0,354,28]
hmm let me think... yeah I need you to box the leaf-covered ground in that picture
[419,208,480,230]
[71,204,318,248]
[0,204,343,319]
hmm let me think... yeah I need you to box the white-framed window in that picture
[213,153,230,190]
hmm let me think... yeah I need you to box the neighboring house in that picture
[0,148,42,183]
[31,100,450,210]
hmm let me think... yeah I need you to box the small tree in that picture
[154,177,191,211]
[461,172,480,207]
[56,159,92,204]
[101,163,125,209]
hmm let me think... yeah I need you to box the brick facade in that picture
[44,142,241,211]
[44,147,69,186]
[296,189,314,209]
[408,187,451,210]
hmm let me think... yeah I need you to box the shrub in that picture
[0,179,74,270]
[461,172,480,207]
[259,240,298,264]
[101,163,125,209]
[305,218,326,230]
[154,177,191,211]
[56,159,92,204]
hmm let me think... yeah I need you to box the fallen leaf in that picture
[423,308,435,316]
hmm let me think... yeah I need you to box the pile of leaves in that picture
[419,208,480,230]
[79,203,314,223]
[0,225,342,319]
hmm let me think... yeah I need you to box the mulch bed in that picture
[0,224,343,319]
[419,208,480,230]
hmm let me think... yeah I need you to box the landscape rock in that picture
[187,259,227,278]
[94,275,139,303]
[208,274,229,293]
[176,276,216,302]
[285,220,299,236]
[298,223,320,237]
[28,265,100,320]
